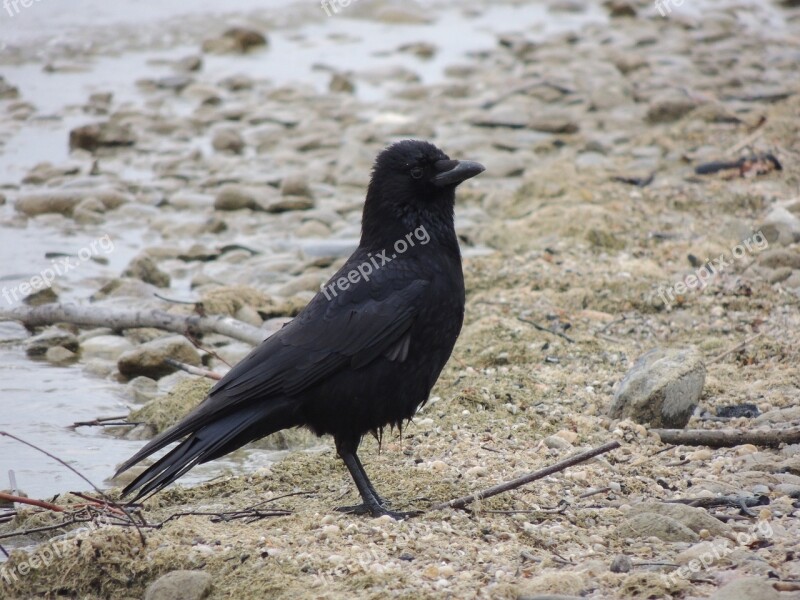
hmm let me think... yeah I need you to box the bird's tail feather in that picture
[119,400,295,502]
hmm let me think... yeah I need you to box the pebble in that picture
[144,570,213,600]
[26,329,79,357]
[609,346,706,428]
[117,335,202,379]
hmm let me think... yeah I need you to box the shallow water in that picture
[0,0,607,505]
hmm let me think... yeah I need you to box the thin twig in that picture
[0,492,64,512]
[0,431,146,545]
[518,317,576,343]
[653,426,800,448]
[430,441,621,511]
[709,332,763,364]
[69,415,133,429]
[163,358,223,380]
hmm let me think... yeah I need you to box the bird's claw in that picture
[335,502,421,520]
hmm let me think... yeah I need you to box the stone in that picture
[123,256,171,288]
[708,577,780,600]
[81,335,135,361]
[616,512,699,542]
[15,188,129,217]
[203,28,268,54]
[628,502,732,538]
[646,94,699,124]
[45,346,77,365]
[117,336,202,379]
[26,329,79,357]
[69,121,136,152]
[280,174,314,199]
[329,73,355,94]
[759,206,800,246]
[610,554,632,573]
[211,128,245,154]
[144,570,213,600]
[609,347,706,428]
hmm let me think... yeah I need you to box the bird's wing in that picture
[215,276,429,402]
[116,275,430,477]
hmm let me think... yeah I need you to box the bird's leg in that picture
[334,436,419,520]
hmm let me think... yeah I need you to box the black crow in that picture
[116,140,484,519]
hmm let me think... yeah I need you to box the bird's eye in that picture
[410,167,424,179]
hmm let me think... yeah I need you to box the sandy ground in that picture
[1,0,800,598]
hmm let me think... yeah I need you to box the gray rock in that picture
[211,128,245,154]
[144,570,213,600]
[616,512,699,542]
[329,73,355,94]
[81,335,135,361]
[117,336,201,379]
[628,502,732,538]
[609,347,706,428]
[214,185,261,211]
[15,188,130,217]
[609,554,632,573]
[202,27,268,54]
[69,121,135,152]
[45,346,77,365]
[708,577,780,600]
[26,329,79,357]
[123,256,171,288]
[126,376,160,404]
[646,94,699,124]
[760,206,800,246]
[755,406,800,425]
[280,174,314,199]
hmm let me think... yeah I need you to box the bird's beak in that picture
[432,159,485,187]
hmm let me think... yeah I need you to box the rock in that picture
[759,206,800,246]
[45,346,77,365]
[280,174,314,199]
[123,256,171,288]
[202,27,268,54]
[0,76,20,99]
[646,94,700,124]
[627,502,732,538]
[609,347,706,428]
[69,121,136,152]
[529,116,579,134]
[211,128,245,154]
[755,406,800,425]
[263,196,314,213]
[144,570,213,600]
[117,336,202,379]
[214,185,261,211]
[15,188,130,217]
[707,577,780,600]
[605,0,636,17]
[23,287,58,306]
[610,554,632,573]
[616,513,699,542]
[126,376,160,404]
[81,335,135,361]
[130,378,214,434]
[176,55,203,72]
[26,329,79,357]
[675,541,733,567]
[22,162,81,185]
[329,73,355,94]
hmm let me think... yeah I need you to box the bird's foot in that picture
[335,502,421,520]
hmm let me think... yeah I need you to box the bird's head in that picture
[362,140,484,247]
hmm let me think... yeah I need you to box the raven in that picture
[116,140,485,519]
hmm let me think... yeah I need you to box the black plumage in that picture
[116,140,484,518]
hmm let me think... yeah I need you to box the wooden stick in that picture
[0,492,64,512]
[430,441,621,511]
[0,303,269,346]
[653,426,800,448]
[164,358,223,380]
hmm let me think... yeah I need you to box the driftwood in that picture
[0,303,267,346]
[653,427,800,448]
[431,441,621,511]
